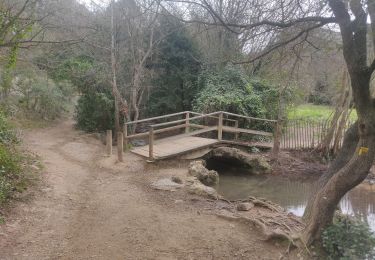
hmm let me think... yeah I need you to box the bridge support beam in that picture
[117,132,124,162]
[123,124,128,151]
[185,112,190,133]
[218,112,223,141]
[106,130,112,156]
[148,127,154,162]
[272,119,283,160]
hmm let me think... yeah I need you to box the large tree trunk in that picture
[302,130,375,244]
[299,0,375,245]
[302,69,375,245]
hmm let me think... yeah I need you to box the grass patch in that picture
[288,104,357,121]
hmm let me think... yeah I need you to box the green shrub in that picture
[0,112,18,145]
[16,68,75,120]
[0,176,12,203]
[322,214,375,260]
[0,110,25,205]
[75,92,115,132]
[194,66,269,117]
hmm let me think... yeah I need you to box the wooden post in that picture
[123,124,128,151]
[117,132,124,162]
[185,112,190,133]
[218,112,223,141]
[148,127,154,161]
[272,119,282,159]
[234,120,239,140]
[106,130,112,156]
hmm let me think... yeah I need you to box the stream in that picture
[211,162,375,231]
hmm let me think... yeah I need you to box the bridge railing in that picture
[124,111,281,161]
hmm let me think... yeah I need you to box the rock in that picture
[188,160,219,186]
[187,181,220,199]
[208,147,272,175]
[151,178,183,191]
[171,176,183,184]
[30,165,40,171]
[236,202,254,211]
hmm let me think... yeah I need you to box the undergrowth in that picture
[322,214,375,260]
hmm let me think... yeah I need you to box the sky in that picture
[77,0,110,8]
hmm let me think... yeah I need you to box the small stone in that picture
[171,176,183,184]
[236,202,254,211]
[187,182,220,199]
[151,178,183,191]
[174,200,183,204]
[30,165,40,171]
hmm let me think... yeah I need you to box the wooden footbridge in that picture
[123,111,281,161]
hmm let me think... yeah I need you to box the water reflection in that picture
[215,171,375,231]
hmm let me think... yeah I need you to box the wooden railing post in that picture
[117,132,124,162]
[123,124,128,151]
[185,112,190,133]
[234,120,239,140]
[272,119,282,160]
[148,127,154,161]
[106,130,112,156]
[218,112,223,141]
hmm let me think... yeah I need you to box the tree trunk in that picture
[111,0,120,138]
[302,128,375,245]
[302,71,375,245]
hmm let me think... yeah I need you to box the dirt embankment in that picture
[0,120,298,259]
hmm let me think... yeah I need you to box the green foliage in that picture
[0,111,21,204]
[16,68,75,120]
[147,17,201,116]
[0,3,35,94]
[322,214,375,260]
[2,44,19,93]
[194,65,279,119]
[48,55,104,93]
[75,92,115,132]
[0,112,18,145]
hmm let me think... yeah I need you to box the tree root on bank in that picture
[216,213,295,244]
[215,196,310,256]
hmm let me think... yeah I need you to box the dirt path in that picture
[0,120,293,259]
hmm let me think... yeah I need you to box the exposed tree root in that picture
[215,196,309,254]
[216,213,296,244]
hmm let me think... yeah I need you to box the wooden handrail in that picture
[221,111,277,123]
[125,110,240,126]
[125,111,189,125]
[151,111,221,129]
[189,111,237,123]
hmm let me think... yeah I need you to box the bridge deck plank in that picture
[131,136,219,159]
